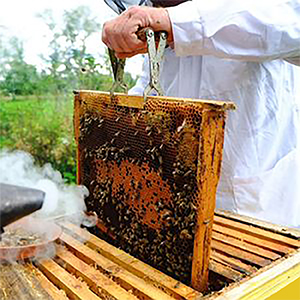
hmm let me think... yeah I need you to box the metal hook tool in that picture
[143,28,168,101]
[108,28,167,98]
[109,48,128,95]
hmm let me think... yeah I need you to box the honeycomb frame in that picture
[74,90,235,292]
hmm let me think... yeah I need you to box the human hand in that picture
[102,6,173,58]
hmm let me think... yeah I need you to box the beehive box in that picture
[73,90,235,291]
[1,211,299,300]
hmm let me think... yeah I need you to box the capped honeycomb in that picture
[74,91,235,291]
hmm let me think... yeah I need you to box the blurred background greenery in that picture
[0,6,137,183]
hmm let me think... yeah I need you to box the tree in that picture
[0,37,41,97]
[0,6,137,97]
[38,6,137,93]
[38,6,106,93]
[37,9,69,95]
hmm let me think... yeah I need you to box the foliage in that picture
[0,38,40,96]
[0,6,137,96]
[1,62,40,97]
[0,95,76,183]
[37,6,128,93]
[0,6,138,183]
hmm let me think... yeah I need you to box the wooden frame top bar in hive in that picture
[74,90,235,292]
[1,211,299,300]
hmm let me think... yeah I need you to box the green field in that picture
[0,94,77,183]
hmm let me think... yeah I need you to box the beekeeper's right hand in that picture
[102,6,173,58]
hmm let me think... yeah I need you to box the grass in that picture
[0,94,77,183]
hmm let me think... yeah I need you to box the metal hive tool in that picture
[74,90,235,292]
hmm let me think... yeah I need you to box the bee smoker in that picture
[0,183,45,237]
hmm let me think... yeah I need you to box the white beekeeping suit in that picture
[130,0,300,228]
[104,0,148,14]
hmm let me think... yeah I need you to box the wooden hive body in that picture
[74,90,235,291]
[1,211,299,299]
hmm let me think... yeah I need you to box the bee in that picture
[179,229,193,240]
[184,170,192,177]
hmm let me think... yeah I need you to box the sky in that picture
[0,0,143,77]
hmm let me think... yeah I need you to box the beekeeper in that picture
[102,0,300,228]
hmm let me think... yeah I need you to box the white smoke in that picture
[0,149,90,223]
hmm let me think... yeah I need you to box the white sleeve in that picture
[128,55,150,96]
[167,0,300,62]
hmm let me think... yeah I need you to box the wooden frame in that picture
[210,210,300,300]
[73,90,235,291]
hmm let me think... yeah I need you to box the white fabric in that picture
[130,0,300,228]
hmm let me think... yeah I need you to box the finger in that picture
[119,22,147,52]
[102,20,126,52]
[115,48,148,59]
[108,21,145,53]
[102,22,116,50]
[101,25,110,47]
[102,37,112,50]
[107,30,146,54]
